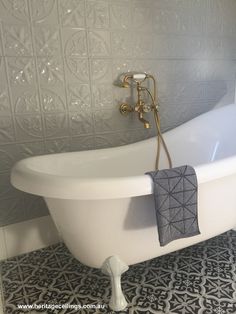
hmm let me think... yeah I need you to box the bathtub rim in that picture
[11,154,236,200]
[11,103,236,200]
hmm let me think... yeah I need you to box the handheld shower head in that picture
[121,82,130,88]
[132,73,147,81]
[120,73,147,88]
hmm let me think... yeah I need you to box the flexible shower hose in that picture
[153,108,172,170]
[143,87,172,170]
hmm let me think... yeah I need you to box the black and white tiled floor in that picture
[1,231,236,314]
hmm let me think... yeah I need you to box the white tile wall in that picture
[0,215,59,260]
[0,228,7,261]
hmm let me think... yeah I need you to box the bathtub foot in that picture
[101,255,129,311]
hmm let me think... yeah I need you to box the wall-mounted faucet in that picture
[118,72,172,169]
[119,73,158,129]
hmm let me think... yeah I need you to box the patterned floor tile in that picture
[1,231,236,313]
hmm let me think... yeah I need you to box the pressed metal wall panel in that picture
[0,0,236,226]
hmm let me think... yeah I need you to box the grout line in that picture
[2,226,9,260]
[27,0,47,154]
[0,21,18,144]
[0,226,7,261]
[56,0,70,141]
[84,0,96,149]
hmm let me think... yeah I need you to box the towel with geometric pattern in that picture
[146,165,200,246]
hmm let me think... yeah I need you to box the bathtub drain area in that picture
[1,231,236,314]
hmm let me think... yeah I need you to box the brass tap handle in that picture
[119,103,134,115]
[142,104,152,113]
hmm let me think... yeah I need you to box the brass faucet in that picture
[119,73,157,128]
[118,72,173,170]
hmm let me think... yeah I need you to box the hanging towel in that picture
[146,165,200,246]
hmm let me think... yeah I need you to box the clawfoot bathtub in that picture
[11,104,236,311]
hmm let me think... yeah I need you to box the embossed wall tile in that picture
[0,88,11,114]
[0,116,15,143]
[111,31,134,57]
[133,33,153,58]
[112,59,134,78]
[0,144,19,173]
[205,81,228,103]
[112,85,130,109]
[92,84,113,108]
[69,111,94,136]
[23,195,48,220]
[14,91,40,114]
[65,57,89,83]
[132,0,153,31]
[94,109,113,132]
[94,128,154,148]
[0,36,2,56]
[59,0,85,28]
[45,138,70,153]
[153,35,205,59]
[0,197,26,226]
[90,59,112,82]
[151,60,212,83]
[94,109,133,132]
[153,8,189,35]
[69,135,95,151]
[208,80,235,108]
[0,57,6,83]
[37,57,64,86]
[150,60,182,83]
[154,0,190,10]
[64,29,88,57]
[204,36,226,59]
[86,0,109,29]
[206,0,236,37]
[41,89,66,113]
[187,0,207,35]
[3,24,33,56]
[158,81,208,106]
[7,57,36,85]
[33,26,60,56]
[17,142,45,158]
[67,84,91,111]
[229,39,236,60]
[0,173,21,199]
[159,104,184,131]
[88,30,110,57]
[29,0,57,24]
[198,60,236,82]
[109,1,131,29]
[60,24,102,81]
[1,0,30,21]
[221,4,236,37]
[94,133,118,148]
[206,0,223,36]
[15,114,43,141]
[43,113,68,138]
[131,60,155,76]
[165,102,207,128]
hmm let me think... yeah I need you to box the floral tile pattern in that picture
[1,230,236,313]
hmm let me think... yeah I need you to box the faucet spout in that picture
[138,112,150,129]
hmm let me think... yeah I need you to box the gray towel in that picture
[146,165,200,246]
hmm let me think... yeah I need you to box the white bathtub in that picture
[11,104,236,308]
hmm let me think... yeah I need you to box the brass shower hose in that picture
[143,87,173,170]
